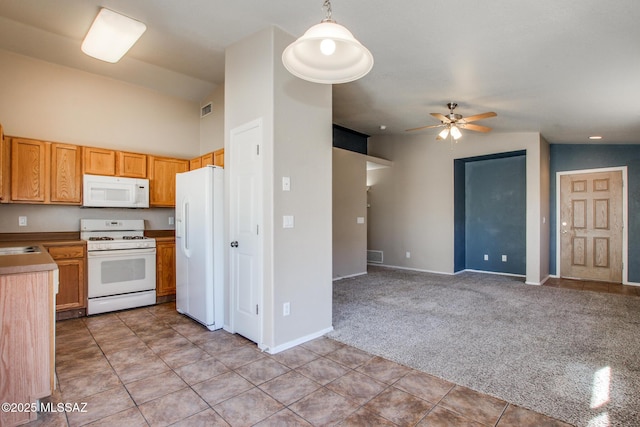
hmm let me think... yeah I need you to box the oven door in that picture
[87,247,156,298]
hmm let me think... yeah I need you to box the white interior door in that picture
[229,119,263,344]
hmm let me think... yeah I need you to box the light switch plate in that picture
[357,216,365,224]
[283,215,294,228]
[282,176,291,191]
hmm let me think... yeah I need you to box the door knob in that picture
[230,241,238,248]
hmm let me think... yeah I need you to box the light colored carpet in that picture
[328,266,640,427]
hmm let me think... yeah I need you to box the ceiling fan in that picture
[406,102,497,140]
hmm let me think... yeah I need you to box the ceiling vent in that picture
[200,102,212,118]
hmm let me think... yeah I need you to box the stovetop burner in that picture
[81,219,155,251]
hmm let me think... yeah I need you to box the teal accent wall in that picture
[454,151,527,275]
[549,144,640,282]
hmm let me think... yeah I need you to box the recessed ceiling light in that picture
[82,8,146,63]
[379,125,387,130]
[589,136,603,140]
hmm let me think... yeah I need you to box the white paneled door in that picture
[229,119,263,344]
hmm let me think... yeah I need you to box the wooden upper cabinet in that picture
[213,148,224,168]
[0,125,9,203]
[202,152,214,167]
[50,143,82,204]
[148,156,189,207]
[84,147,148,178]
[11,137,49,203]
[189,149,223,170]
[83,146,116,176]
[116,151,147,178]
[189,156,202,171]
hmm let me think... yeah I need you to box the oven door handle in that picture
[87,248,157,258]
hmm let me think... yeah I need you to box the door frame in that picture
[555,166,628,283]
[228,118,264,348]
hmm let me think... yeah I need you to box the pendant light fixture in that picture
[282,0,373,84]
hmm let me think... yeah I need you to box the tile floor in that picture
[27,302,574,427]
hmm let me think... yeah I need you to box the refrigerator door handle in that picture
[183,202,189,253]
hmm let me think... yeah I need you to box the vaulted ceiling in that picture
[1,0,639,143]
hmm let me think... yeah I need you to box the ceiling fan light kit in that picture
[81,8,146,63]
[406,102,497,142]
[282,0,373,84]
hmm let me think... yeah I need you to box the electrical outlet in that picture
[502,255,507,262]
[283,302,290,316]
[406,251,411,259]
[484,254,488,261]
[168,216,175,225]
[18,216,27,227]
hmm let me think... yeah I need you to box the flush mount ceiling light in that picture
[81,8,146,63]
[282,0,373,84]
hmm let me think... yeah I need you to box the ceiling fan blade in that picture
[405,124,445,132]
[430,113,451,123]
[460,112,497,123]
[459,123,492,132]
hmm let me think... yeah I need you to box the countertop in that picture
[0,243,58,276]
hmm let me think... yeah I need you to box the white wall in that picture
[225,26,333,352]
[538,135,551,283]
[0,49,200,158]
[0,49,206,233]
[199,84,225,154]
[368,132,549,284]
[333,148,367,279]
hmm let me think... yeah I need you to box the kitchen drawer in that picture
[46,245,85,260]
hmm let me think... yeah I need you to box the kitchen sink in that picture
[0,246,42,255]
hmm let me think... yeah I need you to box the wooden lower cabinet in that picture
[156,237,176,298]
[44,242,86,319]
[0,270,55,427]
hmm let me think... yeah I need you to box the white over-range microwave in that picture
[83,174,150,208]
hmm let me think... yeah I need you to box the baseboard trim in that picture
[463,268,526,279]
[370,263,454,276]
[264,326,334,355]
[333,271,367,281]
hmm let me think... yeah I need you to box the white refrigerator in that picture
[175,165,224,330]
